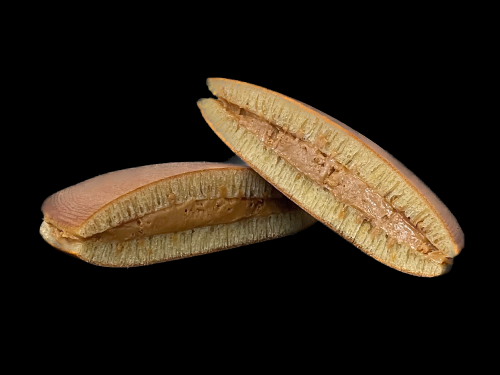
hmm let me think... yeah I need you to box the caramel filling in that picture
[48,197,298,244]
[220,99,451,265]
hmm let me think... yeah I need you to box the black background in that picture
[27,35,473,319]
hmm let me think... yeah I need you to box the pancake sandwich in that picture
[40,162,316,267]
[198,78,464,277]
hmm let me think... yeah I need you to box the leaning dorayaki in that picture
[40,162,316,267]
[198,78,464,277]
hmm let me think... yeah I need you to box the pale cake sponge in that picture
[197,78,464,277]
[40,162,316,267]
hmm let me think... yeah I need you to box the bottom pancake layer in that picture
[40,210,316,267]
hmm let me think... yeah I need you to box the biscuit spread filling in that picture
[220,99,451,265]
[47,197,298,244]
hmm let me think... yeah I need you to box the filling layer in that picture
[48,197,298,244]
[220,99,451,264]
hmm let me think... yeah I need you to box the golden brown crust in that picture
[197,102,448,277]
[206,78,463,255]
[198,78,463,276]
[294,98,464,254]
[42,162,247,234]
[40,161,318,267]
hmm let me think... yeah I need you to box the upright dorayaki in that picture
[198,78,464,277]
[40,162,316,267]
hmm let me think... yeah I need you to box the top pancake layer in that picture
[42,162,281,238]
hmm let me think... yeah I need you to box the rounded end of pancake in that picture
[40,221,81,258]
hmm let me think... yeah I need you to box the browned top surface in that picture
[206,78,464,253]
[294,99,464,250]
[42,162,247,229]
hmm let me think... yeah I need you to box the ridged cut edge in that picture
[43,165,283,239]
[198,98,451,277]
[40,211,316,267]
[205,78,463,257]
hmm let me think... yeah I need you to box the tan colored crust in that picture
[198,85,460,276]
[293,99,464,254]
[42,162,239,230]
[42,162,283,238]
[40,162,317,267]
[203,78,463,256]
[205,78,463,256]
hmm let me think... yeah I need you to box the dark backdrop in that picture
[29,38,471,315]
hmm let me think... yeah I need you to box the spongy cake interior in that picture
[198,91,458,276]
[40,210,314,267]
[204,79,463,259]
[43,163,284,238]
[40,163,316,267]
